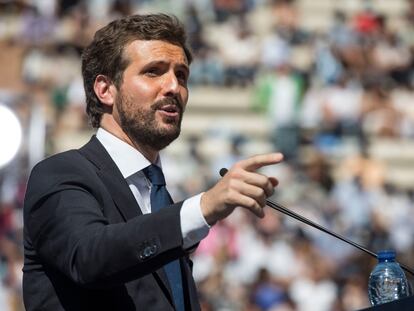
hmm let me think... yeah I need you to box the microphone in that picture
[219,168,414,276]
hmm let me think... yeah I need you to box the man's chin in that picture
[150,133,180,150]
[161,127,181,143]
[141,127,181,150]
[158,120,181,135]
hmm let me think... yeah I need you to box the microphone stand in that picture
[219,168,414,276]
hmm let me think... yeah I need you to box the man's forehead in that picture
[125,39,189,65]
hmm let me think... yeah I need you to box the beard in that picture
[116,91,184,151]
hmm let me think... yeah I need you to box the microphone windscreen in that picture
[219,168,228,177]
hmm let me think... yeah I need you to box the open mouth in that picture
[158,104,180,117]
[161,105,179,113]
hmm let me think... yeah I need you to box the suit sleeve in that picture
[24,154,186,289]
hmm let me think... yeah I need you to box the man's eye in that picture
[145,68,160,76]
[176,71,188,83]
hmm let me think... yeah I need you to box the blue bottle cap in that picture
[377,250,396,261]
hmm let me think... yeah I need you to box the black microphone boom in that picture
[219,168,414,276]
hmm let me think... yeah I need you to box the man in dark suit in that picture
[23,14,283,310]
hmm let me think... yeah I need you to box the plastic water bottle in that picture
[368,250,410,306]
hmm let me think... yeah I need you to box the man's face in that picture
[114,40,189,151]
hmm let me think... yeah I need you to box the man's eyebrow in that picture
[142,61,189,73]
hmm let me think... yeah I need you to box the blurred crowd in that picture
[2,0,414,310]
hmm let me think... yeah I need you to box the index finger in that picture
[234,153,284,172]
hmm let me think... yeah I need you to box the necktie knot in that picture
[143,164,165,186]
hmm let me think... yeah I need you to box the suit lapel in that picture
[78,136,175,305]
[79,136,140,220]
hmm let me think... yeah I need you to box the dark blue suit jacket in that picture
[23,136,201,310]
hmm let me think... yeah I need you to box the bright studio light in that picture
[0,104,22,168]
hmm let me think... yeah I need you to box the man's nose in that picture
[162,71,180,96]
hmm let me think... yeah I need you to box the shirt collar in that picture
[96,128,161,178]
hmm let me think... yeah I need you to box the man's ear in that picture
[93,75,117,108]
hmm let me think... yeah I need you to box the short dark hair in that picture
[81,14,193,128]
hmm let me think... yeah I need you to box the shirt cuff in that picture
[180,193,210,249]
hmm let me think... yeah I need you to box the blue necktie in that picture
[143,164,185,311]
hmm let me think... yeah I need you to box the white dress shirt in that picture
[96,128,209,249]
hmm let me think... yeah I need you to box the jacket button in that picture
[143,246,152,257]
